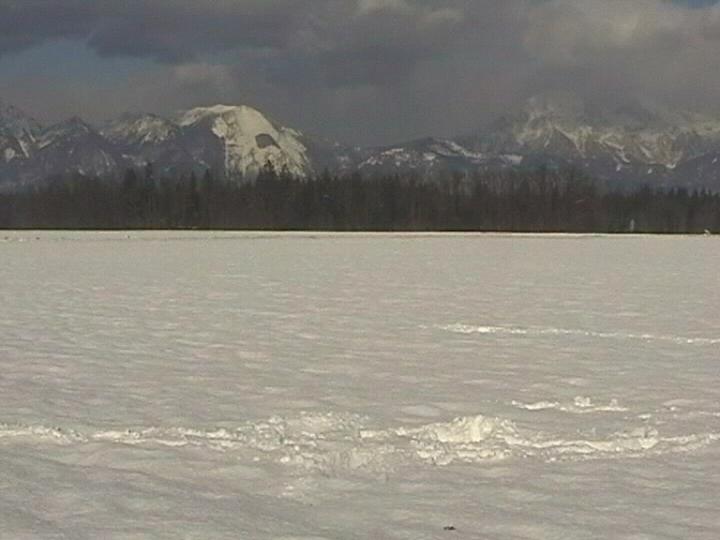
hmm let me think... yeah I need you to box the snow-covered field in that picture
[1,232,719,539]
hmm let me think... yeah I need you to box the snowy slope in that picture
[178,104,313,178]
[103,113,182,147]
[355,137,523,178]
[102,113,196,173]
[461,96,720,186]
[32,117,120,179]
[349,96,720,186]
[358,138,484,174]
[105,105,319,179]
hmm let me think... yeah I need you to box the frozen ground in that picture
[1,231,719,539]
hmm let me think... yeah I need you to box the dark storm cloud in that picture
[0,0,512,80]
[0,1,94,54]
[2,0,720,143]
[0,0,308,61]
[520,0,720,110]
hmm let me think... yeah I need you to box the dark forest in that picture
[2,163,719,233]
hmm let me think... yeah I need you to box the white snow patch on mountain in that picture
[178,105,312,177]
[103,114,180,146]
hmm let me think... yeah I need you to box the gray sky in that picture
[0,0,718,145]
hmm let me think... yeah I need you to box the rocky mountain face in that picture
[0,101,42,183]
[458,96,720,188]
[2,96,720,190]
[0,102,336,188]
[102,113,191,172]
[33,118,119,179]
[352,137,522,178]
[356,97,720,188]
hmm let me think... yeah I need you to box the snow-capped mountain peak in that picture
[36,117,97,149]
[177,104,258,127]
[0,100,42,163]
[4,95,720,189]
[177,104,312,178]
[461,95,720,178]
[103,113,181,146]
[29,117,120,179]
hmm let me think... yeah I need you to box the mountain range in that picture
[3,96,720,190]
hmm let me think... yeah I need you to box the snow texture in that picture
[1,232,719,539]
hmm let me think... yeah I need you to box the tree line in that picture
[1,162,719,233]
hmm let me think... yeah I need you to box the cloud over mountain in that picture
[1,1,720,144]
